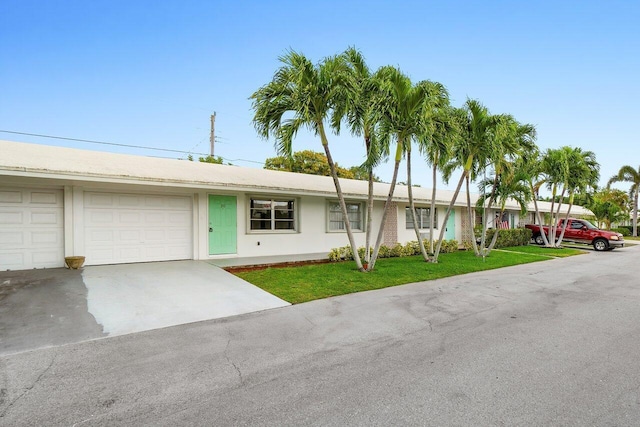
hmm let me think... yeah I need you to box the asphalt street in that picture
[1,245,640,426]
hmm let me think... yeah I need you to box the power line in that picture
[0,129,265,166]
[0,130,213,156]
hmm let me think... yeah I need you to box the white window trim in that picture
[326,200,365,233]
[247,196,299,234]
[406,206,438,230]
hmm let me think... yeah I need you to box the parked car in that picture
[525,218,624,251]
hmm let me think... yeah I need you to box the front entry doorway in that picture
[209,195,237,255]
[445,210,456,240]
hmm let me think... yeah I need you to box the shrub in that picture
[328,239,462,263]
[404,240,421,256]
[378,245,392,258]
[437,239,459,253]
[612,227,631,236]
[480,228,532,248]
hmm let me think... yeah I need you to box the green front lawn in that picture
[498,245,586,257]
[235,249,571,304]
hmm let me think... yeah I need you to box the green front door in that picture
[445,210,456,240]
[209,195,237,255]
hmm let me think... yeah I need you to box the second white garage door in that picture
[84,192,193,265]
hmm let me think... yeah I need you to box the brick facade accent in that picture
[461,207,475,244]
[383,202,398,246]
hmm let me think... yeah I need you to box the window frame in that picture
[405,206,438,230]
[326,201,365,232]
[248,196,298,233]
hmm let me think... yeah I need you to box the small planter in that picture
[65,256,86,269]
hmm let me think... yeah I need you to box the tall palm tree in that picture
[556,147,599,246]
[435,99,496,262]
[477,118,537,253]
[420,101,457,256]
[250,50,365,271]
[405,80,450,262]
[516,147,551,246]
[540,148,570,246]
[477,168,532,253]
[333,47,384,265]
[607,165,640,237]
[367,67,435,270]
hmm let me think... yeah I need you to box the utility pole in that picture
[210,112,216,156]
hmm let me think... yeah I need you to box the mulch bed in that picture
[223,259,330,273]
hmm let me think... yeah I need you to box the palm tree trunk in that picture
[552,187,566,247]
[407,149,429,261]
[556,193,575,246]
[368,143,403,271]
[365,170,374,263]
[487,203,506,252]
[429,163,438,255]
[529,182,550,246]
[318,123,364,271]
[364,136,374,263]
[433,170,467,263]
[465,174,480,256]
[547,184,557,246]
[480,173,499,254]
[634,186,639,237]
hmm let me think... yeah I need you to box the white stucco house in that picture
[0,140,591,271]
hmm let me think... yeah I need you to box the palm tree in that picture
[477,168,532,253]
[607,165,640,237]
[367,67,436,270]
[516,147,551,246]
[435,99,496,262]
[540,148,570,246]
[477,116,536,254]
[420,102,457,257]
[333,47,384,265]
[250,50,365,271]
[406,80,450,262]
[556,147,599,246]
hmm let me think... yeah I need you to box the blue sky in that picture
[1,0,638,192]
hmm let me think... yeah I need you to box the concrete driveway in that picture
[0,261,288,355]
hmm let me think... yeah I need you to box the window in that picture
[250,198,296,231]
[328,202,363,231]
[406,207,437,229]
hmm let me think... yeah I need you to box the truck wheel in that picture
[534,234,545,245]
[593,238,609,252]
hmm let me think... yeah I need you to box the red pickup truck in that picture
[525,218,624,251]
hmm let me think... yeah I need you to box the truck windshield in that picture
[581,220,598,230]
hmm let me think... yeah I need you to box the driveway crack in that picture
[224,333,244,385]
[0,353,57,418]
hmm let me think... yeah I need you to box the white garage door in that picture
[0,187,64,270]
[84,192,193,265]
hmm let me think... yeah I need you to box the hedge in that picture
[478,228,532,248]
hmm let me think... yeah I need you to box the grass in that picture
[498,245,586,257]
[235,249,570,304]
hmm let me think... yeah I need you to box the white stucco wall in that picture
[204,193,386,259]
[396,204,463,244]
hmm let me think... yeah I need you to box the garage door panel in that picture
[0,191,22,203]
[32,249,63,264]
[31,211,59,224]
[31,192,58,204]
[144,212,164,223]
[84,192,192,265]
[119,211,142,224]
[0,188,64,270]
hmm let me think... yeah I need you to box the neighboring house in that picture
[0,140,591,271]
